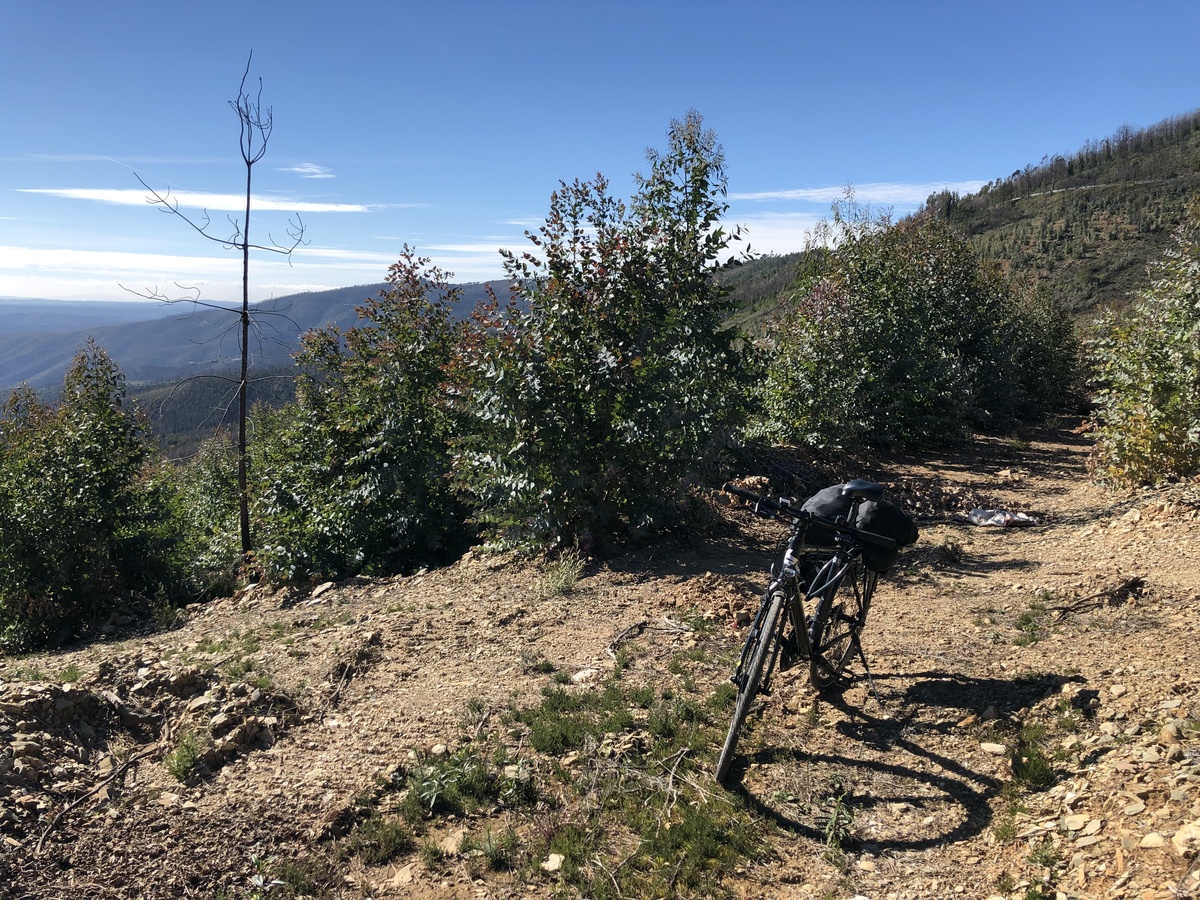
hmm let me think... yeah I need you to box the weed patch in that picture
[820,773,855,867]
[537,549,584,597]
[507,674,763,897]
[1013,724,1057,790]
[164,729,204,782]
[346,815,414,866]
[1014,592,1056,646]
[261,854,339,898]
[401,746,536,823]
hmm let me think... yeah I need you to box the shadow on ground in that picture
[723,669,1079,853]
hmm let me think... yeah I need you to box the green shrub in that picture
[248,250,467,581]
[452,111,752,550]
[174,436,242,596]
[760,202,1079,450]
[347,815,415,866]
[1090,196,1200,484]
[0,341,194,650]
[165,729,204,781]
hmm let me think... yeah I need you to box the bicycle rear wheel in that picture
[715,589,786,783]
[808,561,875,692]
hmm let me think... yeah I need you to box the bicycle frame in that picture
[731,525,858,699]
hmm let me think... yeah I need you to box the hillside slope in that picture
[925,110,1200,315]
[2,423,1197,899]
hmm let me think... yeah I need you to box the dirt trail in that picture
[1,423,1198,899]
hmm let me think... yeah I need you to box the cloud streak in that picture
[278,163,335,179]
[19,188,367,213]
[0,240,510,302]
[730,180,988,206]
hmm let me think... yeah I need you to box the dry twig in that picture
[606,620,649,658]
[35,741,162,854]
[1051,576,1146,619]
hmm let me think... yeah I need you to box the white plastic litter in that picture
[967,508,1040,527]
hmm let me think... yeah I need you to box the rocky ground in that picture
[1,421,1198,899]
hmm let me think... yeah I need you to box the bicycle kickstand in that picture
[853,636,884,707]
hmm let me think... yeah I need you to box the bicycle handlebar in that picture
[722,482,896,551]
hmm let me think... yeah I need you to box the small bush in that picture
[248,249,467,582]
[1090,196,1200,484]
[165,729,204,781]
[0,342,195,650]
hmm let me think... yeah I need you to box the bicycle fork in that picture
[731,586,788,697]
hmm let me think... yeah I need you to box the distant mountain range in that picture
[0,282,495,392]
[0,298,181,336]
[6,109,1200,395]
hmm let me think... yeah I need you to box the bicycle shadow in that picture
[725,669,1079,853]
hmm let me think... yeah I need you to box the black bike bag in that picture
[800,483,919,572]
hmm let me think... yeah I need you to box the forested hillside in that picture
[134,370,296,460]
[922,110,1200,314]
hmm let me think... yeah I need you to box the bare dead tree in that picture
[125,52,306,558]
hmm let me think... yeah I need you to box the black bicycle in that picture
[715,479,901,784]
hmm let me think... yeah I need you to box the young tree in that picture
[131,53,304,558]
[0,342,185,649]
[1090,196,1200,484]
[247,250,466,580]
[454,111,751,550]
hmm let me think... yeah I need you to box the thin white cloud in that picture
[279,163,335,179]
[0,245,238,276]
[426,242,515,255]
[730,180,987,206]
[0,241,509,302]
[19,188,367,213]
[294,246,398,264]
[726,211,827,257]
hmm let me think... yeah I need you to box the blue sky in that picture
[2,1,1198,303]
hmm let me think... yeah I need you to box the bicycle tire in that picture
[715,589,787,783]
[809,561,875,692]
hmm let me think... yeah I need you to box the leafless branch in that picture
[606,620,649,658]
[1050,576,1147,619]
[119,280,240,314]
[134,172,306,256]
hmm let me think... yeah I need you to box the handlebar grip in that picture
[855,528,896,550]
[722,482,781,516]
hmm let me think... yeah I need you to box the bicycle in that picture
[714,479,903,784]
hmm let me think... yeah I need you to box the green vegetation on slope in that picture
[1090,196,1200,485]
[0,110,1111,650]
[759,203,1079,450]
[923,110,1200,315]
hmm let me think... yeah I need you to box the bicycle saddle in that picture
[840,479,885,502]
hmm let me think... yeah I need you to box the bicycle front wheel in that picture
[716,589,787,783]
[809,562,875,692]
